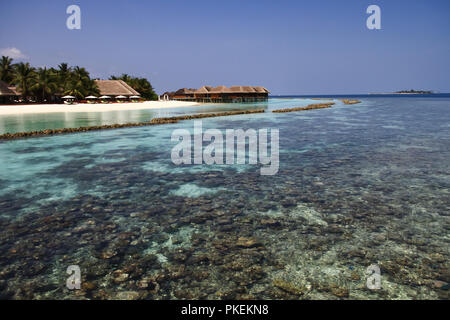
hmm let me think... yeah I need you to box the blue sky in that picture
[1,0,449,94]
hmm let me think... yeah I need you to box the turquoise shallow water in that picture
[0,102,270,134]
[0,97,449,299]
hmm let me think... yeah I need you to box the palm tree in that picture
[31,67,58,102]
[64,66,97,99]
[131,77,157,100]
[109,74,158,100]
[84,79,100,96]
[109,74,132,83]
[57,63,71,93]
[0,56,14,84]
[64,74,85,99]
[72,66,90,82]
[12,62,36,101]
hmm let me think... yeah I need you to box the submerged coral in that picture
[0,97,448,300]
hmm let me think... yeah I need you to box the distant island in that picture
[369,90,435,95]
[394,89,434,94]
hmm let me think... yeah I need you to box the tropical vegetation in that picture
[109,74,158,100]
[0,56,158,102]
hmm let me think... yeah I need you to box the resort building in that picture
[1,79,141,104]
[0,80,20,104]
[94,80,141,98]
[163,85,270,103]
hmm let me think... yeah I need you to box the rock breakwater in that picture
[0,109,265,140]
[272,103,335,113]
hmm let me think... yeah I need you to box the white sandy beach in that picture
[0,100,200,115]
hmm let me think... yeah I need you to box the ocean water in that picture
[0,103,268,134]
[0,97,449,300]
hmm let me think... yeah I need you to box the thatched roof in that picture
[176,85,270,95]
[228,86,265,93]
[194,86,211,94]
[175,88,195,95]
[209,85,231,93]
[228,86,245,93]
[8,86,20,95]
[0,81,17,96]
[95,80,140,97]
[254,87,270,93]
[243,86,257,93]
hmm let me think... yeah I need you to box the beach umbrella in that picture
[85,96,98,99]
[62,95,75,99]
[115,95,127,99]
[130,95,141,99]
[99,96,111,99]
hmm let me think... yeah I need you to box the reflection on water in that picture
[0,101,270,134]
[0,97,449,300]
[0,110,159,134]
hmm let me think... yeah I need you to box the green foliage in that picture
[4,56,100,102]
[0,56,14,84]
[12,62,36,100]
[109,74,158,100]
[64,66,99,99]
[3,56,157,102]
[31,68,58,101]
[57,63,71,93]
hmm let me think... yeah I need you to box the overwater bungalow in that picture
[171,88,197,101]
[163,85,270,103]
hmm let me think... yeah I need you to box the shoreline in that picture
[0,100,201,116]
[0,109,265,140]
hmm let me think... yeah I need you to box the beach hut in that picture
[94,80,140,98]
[160,93,171,101]
[85,96,98,104]
[62,95,76,105]
[0,80,20,104]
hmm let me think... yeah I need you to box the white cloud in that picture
[0,47,28,59]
